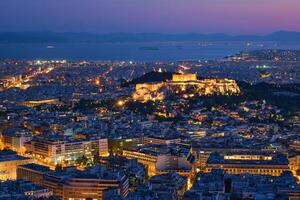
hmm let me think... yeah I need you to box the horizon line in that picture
[0,30,299,36]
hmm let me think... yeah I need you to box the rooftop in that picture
[207,152,289,165]
[0,150,31,162]
[18,163,51,173]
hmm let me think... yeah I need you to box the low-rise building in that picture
[206,151,290,176]
[25,135,108,166]
[1,128,32,154]
[122,144,191,177]
[0,150,33,180]
[17,163,52,185]
[0,179,55,199]
[18,163,129,200]
[186,169,300,200]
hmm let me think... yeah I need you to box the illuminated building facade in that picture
[206,152,290,176]
[1,128,32,154]
[288,154,300,183]
[155,155,192,177]
[17,163,52,186]
[172,73,197,82]
[123,149,157,176]
[288,141,300,180]
[20,99,61,107]
[25,136,108,166]
[18,164,129,200]
[132,73,240,102]
[143,136,181,145]
[189,148,248,171]
[0,150,33,180]
[99,138,109,157]
[122,144,192,177]
[290,141,300,152]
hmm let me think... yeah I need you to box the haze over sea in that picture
[1,41,300,61]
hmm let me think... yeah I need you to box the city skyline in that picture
[1,0,300,34]
[1,1,300,199]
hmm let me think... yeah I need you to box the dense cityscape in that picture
[1,0,300,199]
[0,49,299,199]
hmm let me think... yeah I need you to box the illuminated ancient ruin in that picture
[133,73,241,102]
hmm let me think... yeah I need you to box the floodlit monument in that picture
[133,73,241,102]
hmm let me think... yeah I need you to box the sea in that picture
[1,41,300,61]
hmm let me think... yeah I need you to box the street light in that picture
[117,100,125,107]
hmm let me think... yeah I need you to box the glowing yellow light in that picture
[187,177,193,190]
[117,100,125,107]
[181,86,186,92]
[95,79,100,85]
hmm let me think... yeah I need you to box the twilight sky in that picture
[0,0,299,34]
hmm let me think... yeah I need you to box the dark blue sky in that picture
[1,0,299,34]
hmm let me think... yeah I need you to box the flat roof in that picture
[0,151,31,162]
[207,152,289,165]
[18,163,51,172]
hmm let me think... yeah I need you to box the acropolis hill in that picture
[132,73,240,102]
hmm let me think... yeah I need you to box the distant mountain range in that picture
[1,31,300,43]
